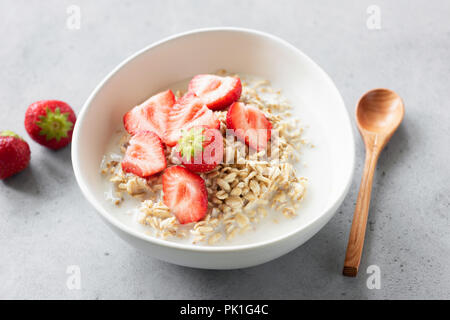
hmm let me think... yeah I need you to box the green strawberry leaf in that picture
[36,107,73,142]
[178,127,205,162]
[0,130,23,140]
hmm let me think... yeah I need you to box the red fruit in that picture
[226,102,272,151]
[121,131,166,178]
[165,93,220,146]
[0,131,31,180]
[25,100,76,150]
[176,126,223,173]
[188,74,242,110]
[162,166,208,224]
[123,90,175,139]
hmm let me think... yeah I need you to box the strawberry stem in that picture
[178,127,205,162]
[36,107,73,142]
[0,130,23,140]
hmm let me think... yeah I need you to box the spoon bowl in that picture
[356,88,405,141]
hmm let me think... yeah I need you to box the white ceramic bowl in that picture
[72,28,355,269]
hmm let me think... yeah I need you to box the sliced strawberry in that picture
[176,126,223,173]
[162,166,208,224]
[226,102,272,151]
[121,131,166,177]
[123,90,175,138]
[165,93,220,147]
[188,74,242,110]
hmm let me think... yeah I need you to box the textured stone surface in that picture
[0,0,449,299]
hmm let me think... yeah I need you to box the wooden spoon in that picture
[343,88,404,277]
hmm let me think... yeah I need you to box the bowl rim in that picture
[72,27,355,253]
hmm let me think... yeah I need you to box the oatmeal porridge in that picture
[100,70,311,245]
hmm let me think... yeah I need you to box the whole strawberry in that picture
[25,100,76,150]
[0,130,31,180]
[176,126,223,173]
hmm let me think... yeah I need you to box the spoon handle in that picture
[343,143,380,277]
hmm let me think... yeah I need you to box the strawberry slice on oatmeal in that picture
[121,131,166,177]
[188,74,242,110]
[123,89,176,139]
[226,101,272,151]
[165,93,220,146]
[162,165,208,224]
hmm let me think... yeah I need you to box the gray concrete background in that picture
[0,0,449,299]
